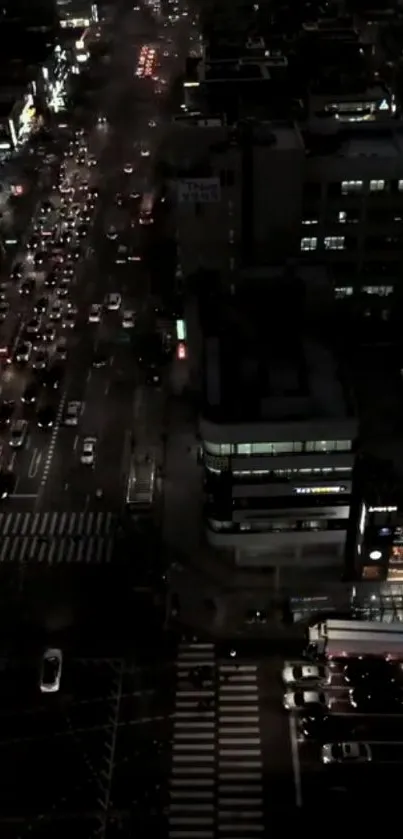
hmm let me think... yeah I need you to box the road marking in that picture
[40,391,67,488]
[28,449,42,479]
[289,713,303,807]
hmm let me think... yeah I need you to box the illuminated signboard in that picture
[294,486,347,495]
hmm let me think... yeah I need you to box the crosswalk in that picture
[0,511,116,537]
[0,511,116,564]
[169,641,264,839]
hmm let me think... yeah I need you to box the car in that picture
[105,292,121,311]
[20,279,35,296]
[343,657,397,685]
[11,262,24,281]
[63,309,76,329]
[88,155,97,167]
[49,302,62,321]
[56,281,70,298]
[0,471,16,499]
[34,251,47,268]
[0,401,14,427]
[123,163,133,174]
[115,193,124,206]
[115,245,128,264]
[148,119,157,127]
[32,350,48,370]
[107,226,118,240]
[22,382,39,404]
[122,310,135,328]
[42,326,56,344]
[283,690,329,711]
[0,301,9,321]
[44,272,58,288]
[97,114,107,124]
[64,401,81,426]
[70,246,81,261]
[62,265,75,280]
[89,304,102,323]
[140,145,150,157]
[80,436,96,465]
[0,281,9,297]
[321,741,372,765]
[37,404,56,428]
[34,296,48,314]
[77,223,89,239]
[25,318,41,336]
[39,648,62,693]
[15,342,32,363]
[43,363,64,389]
[349,685,403,713]
[9,419,28,448]
[282,662,330,686]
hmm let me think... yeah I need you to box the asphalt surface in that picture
[0,4,185,525]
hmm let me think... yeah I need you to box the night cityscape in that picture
[1,0,403,835]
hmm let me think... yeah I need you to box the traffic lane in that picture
[259,658,298,811]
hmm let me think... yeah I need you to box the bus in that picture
[126,456,156,513]
[139,190,156,226]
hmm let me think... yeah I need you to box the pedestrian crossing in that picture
[0,511,116,538]
[0,511,117,564]
[169,640,264,839]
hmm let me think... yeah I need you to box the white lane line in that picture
[289,713,303,807]
[40,391,67,488]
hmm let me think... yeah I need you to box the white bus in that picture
[139,190,155,225]
[126,456,156,513]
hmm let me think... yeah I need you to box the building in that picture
[198,279,358,574]
[162,119,403,305]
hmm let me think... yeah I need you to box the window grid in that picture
[204,441,353,456]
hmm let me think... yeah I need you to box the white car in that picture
[282,663,330,686]
[321,742,372,765]
[80,436,96,465]
[123,163,133,174]
[105,292,121,311]
[122,309,135,328]
[64,401,81,426]
[89,304,102,323]
[283,690,329,711]
[40,648,63,694]
[9,419,28,448]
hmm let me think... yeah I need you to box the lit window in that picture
[301,218,318,226]
[324,236,345,250]
[237,444,252,455]
[300,237,317,251]
[370,180,385,192]
[334,286,353,298]
[305,440,352,453]
[341,180,363,195]
[362,285,393,296]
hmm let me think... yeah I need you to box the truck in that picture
[307,618,403,660]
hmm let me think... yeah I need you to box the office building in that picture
[198,279,357,573]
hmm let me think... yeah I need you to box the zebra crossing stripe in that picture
[0,512,116,564]
[0,511,115,537]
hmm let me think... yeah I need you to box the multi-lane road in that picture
[0,4,184,529]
